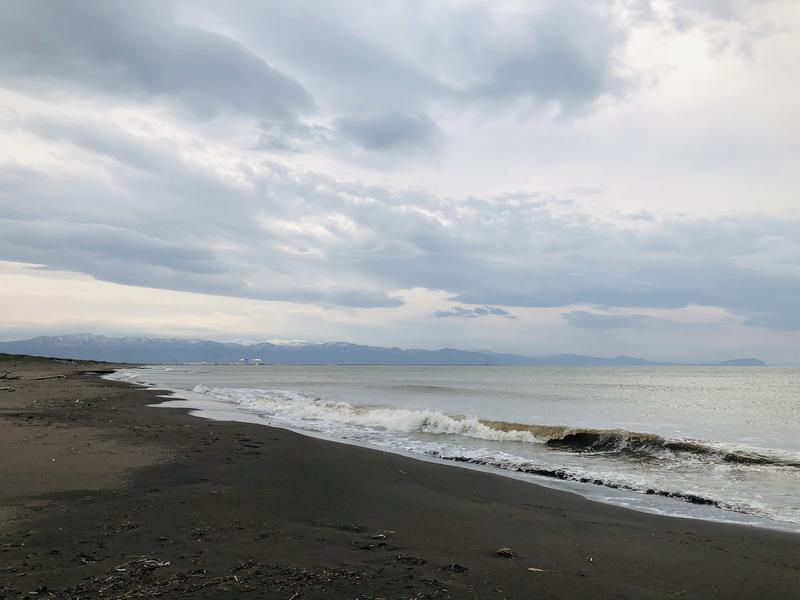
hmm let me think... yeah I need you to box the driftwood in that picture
[0,372,20,380]
[495,547,517,559]
[27,374,68,381]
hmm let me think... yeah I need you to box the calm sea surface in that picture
[109,365,800,531]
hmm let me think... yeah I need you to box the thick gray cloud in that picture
[206,1,631,118]
[0,0,312,123]
[2,111,799,329]
[337,112,439,152]
[433,306,512,319]
[204,1,444,109]
[470,3,628,113]
[1,0,632,158]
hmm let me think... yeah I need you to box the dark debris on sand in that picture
[49,556,453,600]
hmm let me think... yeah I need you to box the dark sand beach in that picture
[1,356,799,599]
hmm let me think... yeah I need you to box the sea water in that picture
[108,365,800,532]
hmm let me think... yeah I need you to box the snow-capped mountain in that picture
[0,334,765,366]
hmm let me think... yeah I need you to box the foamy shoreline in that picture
[108,365,800,533]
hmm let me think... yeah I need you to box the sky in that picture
[1,0,799,362]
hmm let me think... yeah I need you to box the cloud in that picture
[0,0,312,123]
[205,1,444,109]
[468,3,629,113]
[337,112,439,152]
[0,214,404,309]
[0,0,636,163]
[562,311,673,329]
[0,0,798,345]
[433,306,513,319]
[743,312,800,332]
[2,107,799,327]
[205,1,632,117]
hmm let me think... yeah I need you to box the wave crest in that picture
[190,385,800,469]
[481,420,800,468]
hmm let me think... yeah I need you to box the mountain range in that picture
[0,334,766,366]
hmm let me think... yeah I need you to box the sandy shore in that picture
[1,356,799,599]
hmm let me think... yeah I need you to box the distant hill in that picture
[0,334,767,367]
[714,358,766,366]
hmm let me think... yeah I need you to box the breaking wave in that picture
[483,421,800,468]
[189,385,800,470]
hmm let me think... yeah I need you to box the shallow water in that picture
[109,364,800,531]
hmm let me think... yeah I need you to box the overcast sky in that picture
[1,0,799,361]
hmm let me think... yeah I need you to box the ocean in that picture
[108,364,800,532]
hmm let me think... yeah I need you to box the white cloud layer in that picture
[1,0,799,360]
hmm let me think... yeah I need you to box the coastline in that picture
[1,357,799,598]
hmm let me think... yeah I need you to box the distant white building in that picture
[238,358,247,365]
[253,358,264,365]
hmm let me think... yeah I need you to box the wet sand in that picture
[1,355,799,599]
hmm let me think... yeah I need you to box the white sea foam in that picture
[192,386,542,443]
[188,385,800,466]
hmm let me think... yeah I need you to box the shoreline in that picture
[2,357,800,598]
[119,365,800,534]
[148,385,795,534]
